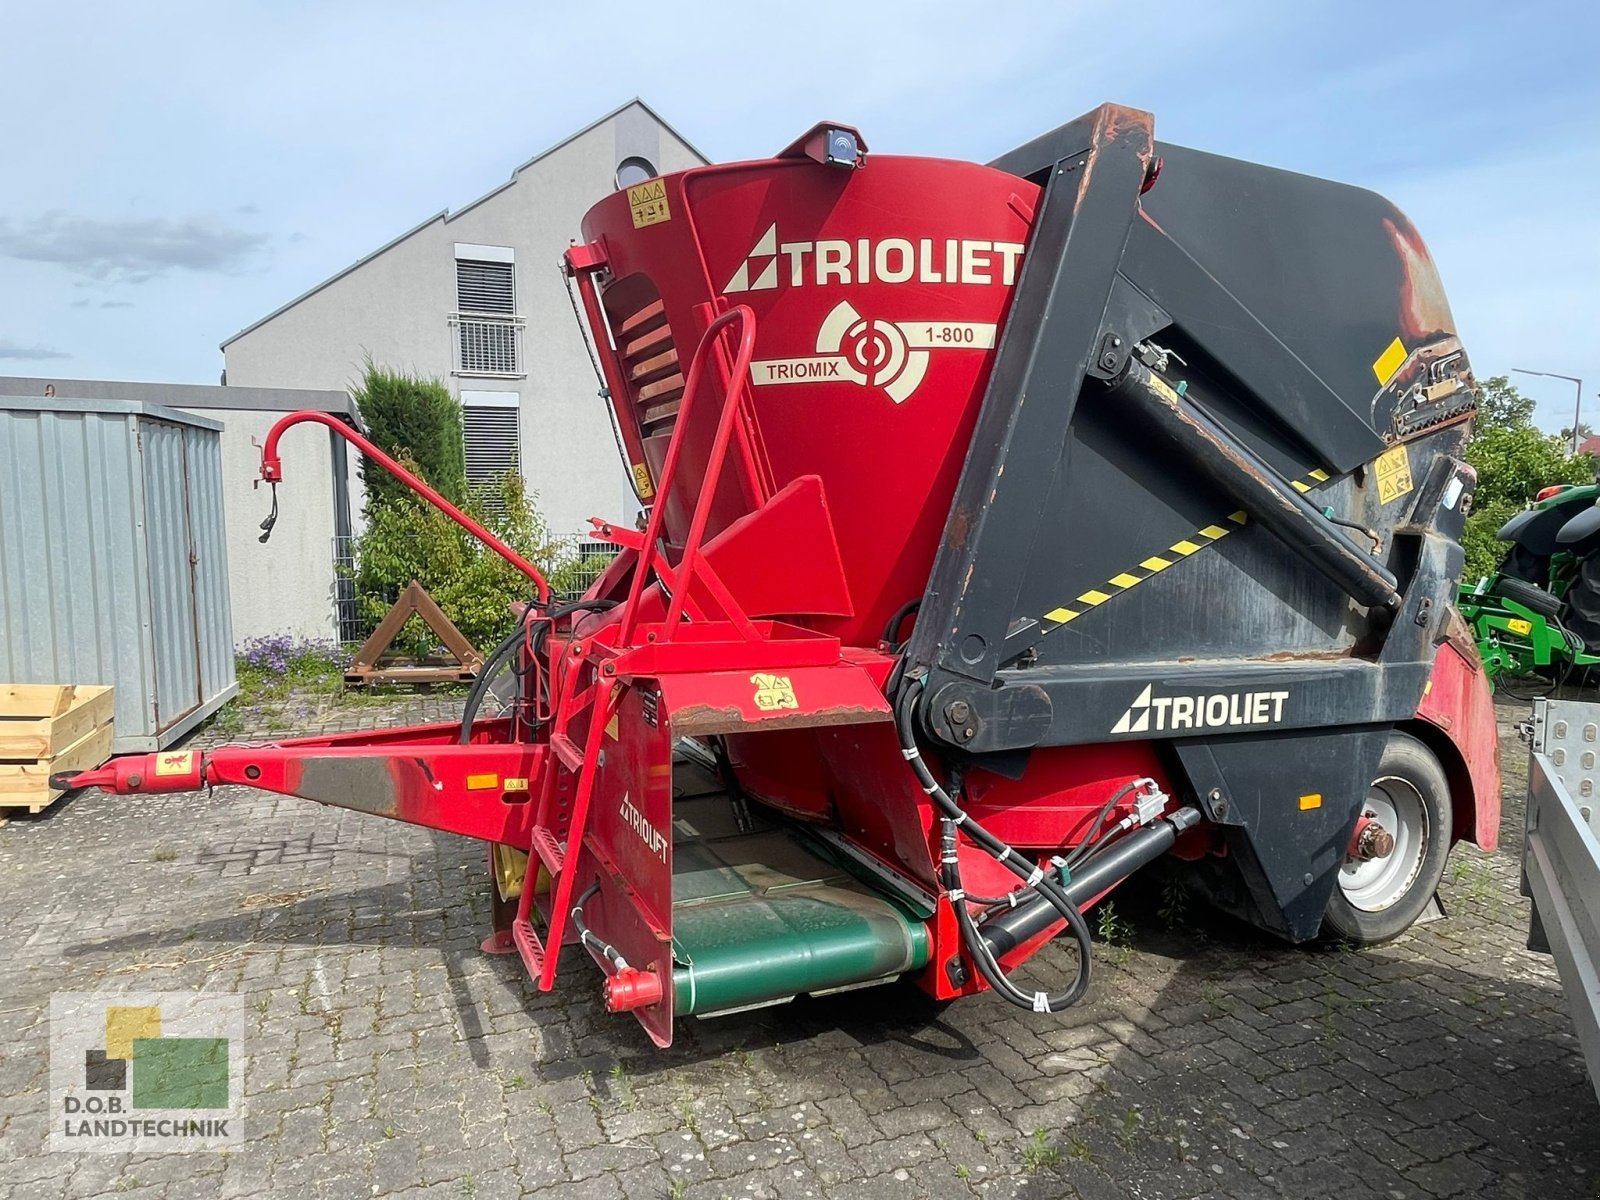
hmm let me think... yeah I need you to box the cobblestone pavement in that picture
[1,694,1595,1199]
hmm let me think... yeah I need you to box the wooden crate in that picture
[0,685,115,815]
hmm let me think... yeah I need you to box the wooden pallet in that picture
[0,684,115,816]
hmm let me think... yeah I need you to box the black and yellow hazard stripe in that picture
[1041,468,1332,630]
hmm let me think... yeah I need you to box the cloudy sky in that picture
[2,1,1595,432]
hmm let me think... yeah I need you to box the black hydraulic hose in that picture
[457,599,620,745]
[883,599,922,647]
[1064,779,1144,871]
[895,679,1095,1013]
[981,806,1202,958]
[571,882,629,972]
[458,612,535,745]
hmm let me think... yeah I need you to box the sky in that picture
[2,0,1596,434]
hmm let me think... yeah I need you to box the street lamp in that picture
[1514,367,1585,455]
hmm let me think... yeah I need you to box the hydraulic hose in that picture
[458,599,621,744]
[894,679,1095,1013]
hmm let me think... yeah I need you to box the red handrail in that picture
[259,410,552,606]
[615,305,758,647]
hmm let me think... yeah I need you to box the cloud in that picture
[99,300,133,309]
[0,212,268,284]
[0,339,70,360]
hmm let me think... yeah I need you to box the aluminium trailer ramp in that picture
[1525,698,1600,1101]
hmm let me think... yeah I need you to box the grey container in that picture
[0,397,238,751]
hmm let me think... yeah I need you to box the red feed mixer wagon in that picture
[64,104,1500,1047]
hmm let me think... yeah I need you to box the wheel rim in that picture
[1337,776,1428,912]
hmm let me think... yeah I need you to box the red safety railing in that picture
[258,410,551,606]
[615,305,760,647]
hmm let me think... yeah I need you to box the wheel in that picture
[1323,732,1452,944]
[1495,576,1562,618]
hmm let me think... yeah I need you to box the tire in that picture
[1322,732,1452,944]
[1495,575,1563,619]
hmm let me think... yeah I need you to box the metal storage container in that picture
[0,397,237,751]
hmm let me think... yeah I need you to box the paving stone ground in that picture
[1,693,1594,1199]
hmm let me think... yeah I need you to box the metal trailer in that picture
[1525,698,1600,1100]
[0,397,237,751]
[65,104,1500,1048]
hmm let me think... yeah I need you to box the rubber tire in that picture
[1495,576,1563,619]
[1322,732,1452,945]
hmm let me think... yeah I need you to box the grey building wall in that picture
[221,100,707,539]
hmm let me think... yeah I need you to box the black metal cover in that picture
[906,104,1479,940]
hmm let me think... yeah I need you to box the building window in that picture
[452,244,523,377]
[456,258,515,314]
[459,390,520,492]
[616,156,658,189]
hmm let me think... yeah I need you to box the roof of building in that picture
[0,375,363,428]
[219,98,708,350]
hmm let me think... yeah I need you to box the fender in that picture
[1409,622,1503,851]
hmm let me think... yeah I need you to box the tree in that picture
[1462,376,1594,580]
[351,360,467,515]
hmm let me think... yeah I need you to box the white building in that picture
[221,98,708,539]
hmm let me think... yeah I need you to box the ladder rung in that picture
[531,826,566,875]
[512,917,545,981]
[552,732,585,771]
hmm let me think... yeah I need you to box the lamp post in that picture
[1514,367,1585,455]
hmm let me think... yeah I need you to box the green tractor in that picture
[1459,482,1600,684]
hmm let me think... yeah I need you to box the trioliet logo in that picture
[723,223,1025,293]
[1110,684,1290,735]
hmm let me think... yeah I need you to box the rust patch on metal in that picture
[1253,648,1354,663]
[1384,215,1454,339]
[671,703,891,738]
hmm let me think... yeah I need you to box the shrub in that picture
[350,464,581,655]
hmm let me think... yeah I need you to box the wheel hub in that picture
[1337,777,1428,913]
[1349,816,1396,862]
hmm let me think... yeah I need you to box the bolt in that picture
[946,700,971,725]
[128,774,142,789]
[1303,873,1315,886]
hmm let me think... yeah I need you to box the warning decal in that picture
[1374,444,1414,505]
[627,180,671,229]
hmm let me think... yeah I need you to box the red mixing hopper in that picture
[576,129,1040,647]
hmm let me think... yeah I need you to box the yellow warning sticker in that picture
[1374,444,1414,504]
[1299,793,1323,811]
[605,713,620,740]
[1372,337,1407,386]
[1506,618,1533,636]
[628,179,671,229]
[631,462,655,499]
[751,673,798,712]
[504,777,531,792]
[153,750,196,777]
[466,773,499,791]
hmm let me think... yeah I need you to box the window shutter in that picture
[462,402,520,490]
[456,259,515,314]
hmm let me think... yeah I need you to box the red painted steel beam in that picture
[61,742,546,846]
[259,410,551,605]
